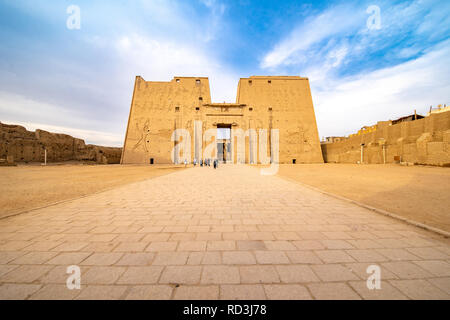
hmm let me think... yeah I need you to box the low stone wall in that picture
[321,111,450,166]
[0,122,122,164]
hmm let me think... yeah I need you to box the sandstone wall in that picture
[121,75,324,164]
[321,111,450,166]
[236,76,323,164]
[0,122,122,164]
[121,76,212,164]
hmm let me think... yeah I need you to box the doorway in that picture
[217,124,231,163]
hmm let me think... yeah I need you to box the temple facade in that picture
[121,76,324,164]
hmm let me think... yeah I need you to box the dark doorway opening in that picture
[150,158,154,165]
[217,124,232,163]
[292,159,296,164]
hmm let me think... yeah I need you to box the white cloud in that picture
[199,0,215,7]
[260,0,449,73]
[396,46,421,59]
[114,33,238,102]
[6,0,446,149]
[0,91,123,146]
[312,41,450,139]
[302,41,350,85]
[1,119,123,147]
[0,0,240,147]
[259,0,450,139]
[329,45,348,67]
[260,4,364,69]
[198,0,227,42]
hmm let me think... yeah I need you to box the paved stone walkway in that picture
[0,165,449,300]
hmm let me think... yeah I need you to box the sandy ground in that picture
[277,164,450,232]
[0,164,184,219]
[2,162,449,233]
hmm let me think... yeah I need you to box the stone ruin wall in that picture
[121,76,213,164]
[321,111,450,166]
[0,122,122,164]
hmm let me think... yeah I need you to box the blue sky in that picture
[0,0,449,146]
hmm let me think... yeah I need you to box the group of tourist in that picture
[184,158,219,169]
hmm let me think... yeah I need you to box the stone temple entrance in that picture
[217,124,231,163]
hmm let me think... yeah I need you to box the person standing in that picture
[213,159,217,169]
[184,159,187,167]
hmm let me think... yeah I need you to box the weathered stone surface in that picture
[321,111,450,166]
[0,122,121,164]
[121,76,324,164]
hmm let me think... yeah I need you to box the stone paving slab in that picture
[0,165,449,300]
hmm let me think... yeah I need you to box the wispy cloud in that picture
[1,119,123,147]
[260,0,450,138]
[0,91,123,146]
[261,4,363,69]
[0,0,238,145]
[0,0,449,146]
[199,0,227,42]
[114,33,238,102]
[313,40,450,138]
[261,0,450,75]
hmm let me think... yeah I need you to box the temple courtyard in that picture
[0,165,449,299]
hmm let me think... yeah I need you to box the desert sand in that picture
[277,164,450,232]
[0,164,184,219]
